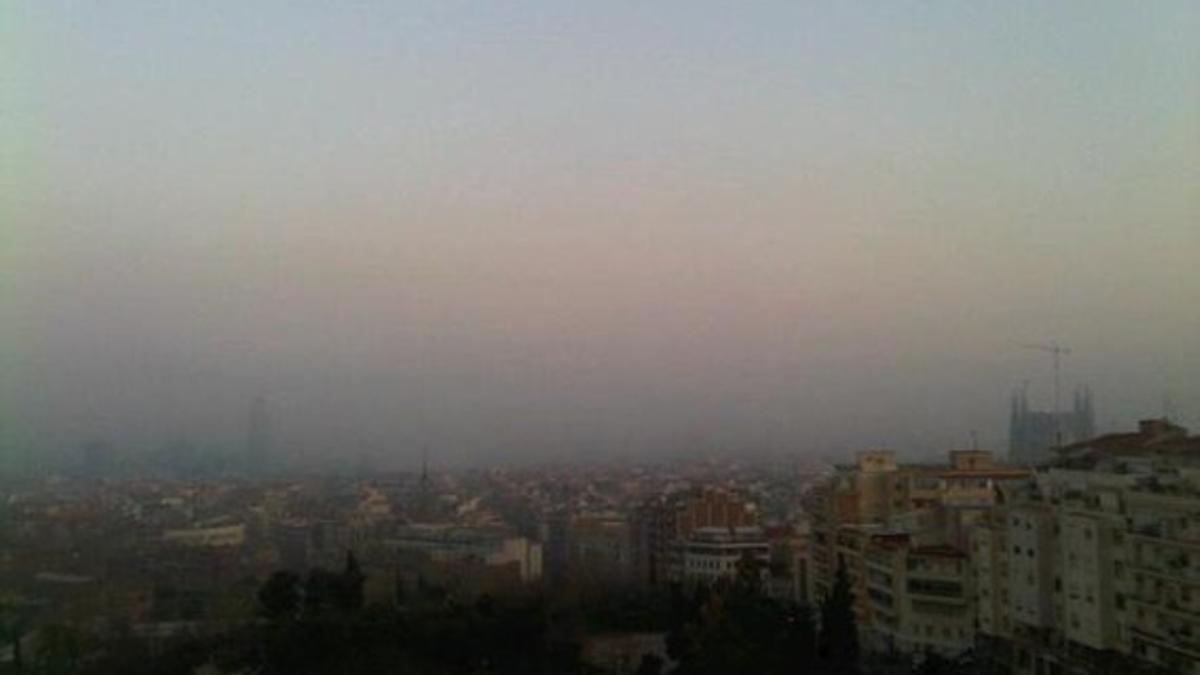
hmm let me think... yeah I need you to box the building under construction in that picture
[1008,387,1096,465]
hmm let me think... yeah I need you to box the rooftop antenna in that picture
[970,430,979,450]
[1015,341,1072,447]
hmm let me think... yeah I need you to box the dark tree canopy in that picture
[258,571,301,621]
[819,558,861,675]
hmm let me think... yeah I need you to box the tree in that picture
[733,550,766,594]
[635,652,664,675]
[34,622,94,675]
[913,649,955,675]
[819,558,860,675]
[258,571,301,621]
[664,575,819,675]
[0,594,29,670]
[339,550,366,612]
[303,568,343,616]
[300,555,367,618]
[394,574,407,607]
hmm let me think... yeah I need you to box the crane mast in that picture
[1017,341,1072,447]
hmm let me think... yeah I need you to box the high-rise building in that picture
[246,396,272,474]
[1009,386,1095,465]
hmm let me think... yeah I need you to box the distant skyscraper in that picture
[1008,386,1095,465]
[81,439,115,476]
[246,396,272,474]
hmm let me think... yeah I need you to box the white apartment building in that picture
[674,526,770,586]
[864,538,975,657]
[809,449,1028,660]
[973,419,1200,674]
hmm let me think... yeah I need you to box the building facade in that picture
[632,487,757,588]
[974,419,1200,674]
[809,449,1030,658]
[673,526,770,587]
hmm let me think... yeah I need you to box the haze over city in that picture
[3,2,1197,467]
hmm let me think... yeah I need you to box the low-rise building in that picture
[387,524,543,595]
[162,523,246,548]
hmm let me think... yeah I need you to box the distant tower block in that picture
[246,396,272,474]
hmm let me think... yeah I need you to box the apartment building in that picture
[673,525,770,586]
[973,419,1200,674]
[809,449,1030,659]
[633,487,757,587]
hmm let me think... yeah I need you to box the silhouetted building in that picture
[387,524,542,596]
[408,449,440,523]
[81,439,116,477]
[1009,387,1095,465]
[246,396,272,474]
[566,514,634,588]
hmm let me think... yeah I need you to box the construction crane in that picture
[1016,341,1072,447]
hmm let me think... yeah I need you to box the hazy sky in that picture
[3,2,1198,466]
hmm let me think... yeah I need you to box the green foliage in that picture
[341,551,365,612]
[258,571,301,620]
[635,652,664,675]
[666,579,818,675]
[73,562,877,675]
[33,622,95,675]
[79,568,590,675]
[301,550,368,618]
